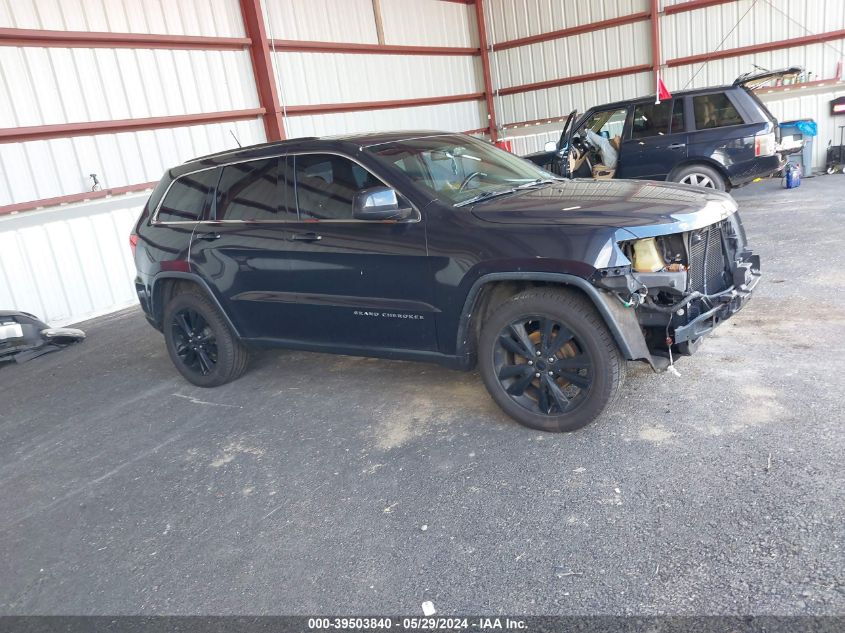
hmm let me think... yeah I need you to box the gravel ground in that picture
[1,176,843,616]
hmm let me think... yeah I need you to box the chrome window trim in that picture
[152,150,420,226]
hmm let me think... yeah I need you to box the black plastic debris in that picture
[0,310,85,364]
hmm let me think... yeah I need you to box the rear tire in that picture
[671,163,727,191]
[163,289,249,387]
[478,288,625,432]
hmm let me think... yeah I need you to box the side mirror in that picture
[352,186,413,221]
[544,141,558,152]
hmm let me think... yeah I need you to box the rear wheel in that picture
[163,290,249,387]
[671,163,727,191]
[478,288,625,432]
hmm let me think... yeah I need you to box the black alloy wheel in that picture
[171,308,218,376]
[493,316,593,416]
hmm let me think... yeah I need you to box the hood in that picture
[470,179,738,238]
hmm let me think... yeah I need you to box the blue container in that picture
[780,119,816,177]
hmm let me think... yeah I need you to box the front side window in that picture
[693,93,744,129]
[157,169,218,223]
[580,108,628,141]
[215,158,293,221]
[631,101,673,139]
[368,135,553,206]
[294,154,385,220]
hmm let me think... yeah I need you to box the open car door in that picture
[734,66,803,90]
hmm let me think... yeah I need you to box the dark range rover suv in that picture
[132,132,760,432]
[524,68,799,191]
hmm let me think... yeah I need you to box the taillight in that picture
[129,234,138,257]
[755,131,775,156]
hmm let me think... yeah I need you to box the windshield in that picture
[366,135,555,206]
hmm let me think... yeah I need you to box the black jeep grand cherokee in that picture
[132,131,760,432]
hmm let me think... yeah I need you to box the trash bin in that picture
[780,119,817,177]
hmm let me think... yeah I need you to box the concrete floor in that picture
[1,176,844,616]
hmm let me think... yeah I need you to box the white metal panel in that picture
[498,70,653,125]
[379,0,478,47]
[0,0,246,36]
[0,118,265,206]
[275,52,482,105]
[492,20,651,89]
[662,39,845,91]
[661,0,843,61]
[0,47,259,127]
[760,84,845,170]
[0,193,146,326]
[282,101,487,138]
[504,128,561,156]
[486,0,647,43]
[262,0,378,44]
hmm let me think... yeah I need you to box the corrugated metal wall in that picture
[0,192,146,325]
[264,0,487,136]
[497,0,845,164]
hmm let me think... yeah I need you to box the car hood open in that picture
[469,179,738,237]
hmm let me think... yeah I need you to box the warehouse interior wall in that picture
[1,0,844,326]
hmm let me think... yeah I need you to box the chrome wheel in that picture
[492,315,593,416]
[679,172,715,188]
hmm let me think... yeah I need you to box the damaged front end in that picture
[592,205,761,369]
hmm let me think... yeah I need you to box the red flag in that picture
[656,75,672,104]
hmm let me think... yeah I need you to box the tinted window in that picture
[671,100,685,133]
[631,101,673,139]
[216,158,292,221]
[294,154,384,220]
[693,93,744,129]
[157,169,218,223]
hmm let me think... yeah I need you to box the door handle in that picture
[194,232,221,241]
[290,232,322,242]
[667,143,686,149]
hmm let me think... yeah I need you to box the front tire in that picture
[478,288,625,432]
[670,163,727,191]
[163,290,249,387]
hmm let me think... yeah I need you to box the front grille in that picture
[688,221,729,294]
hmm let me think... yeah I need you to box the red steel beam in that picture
[667,29,845,67]
[0,181,157,217]
[650,0,661,81]
[284,92,484,116]
[270,39,479,56]
[663,0,736,15]
[493,11,651,51]
[0,109,265,144]
[0,27,250,50]
[497,63,653,97]
[240,0,286,141]
[475,0,499,142]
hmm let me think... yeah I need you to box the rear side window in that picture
[156,169,218,223]
[216,158,294,221]
[631,101,673,138]
[693,93,744,129]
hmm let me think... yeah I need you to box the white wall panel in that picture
[0,193,147,326]
[283,101,487,138]
[379,0,478,47]
[0,118,265,206]
[486,0,647,43]
[498,71,653,126]
[662,40,845,92]
[262,0,378,43]
[493,20,651,89]
[661,0,844,60]
[275,52,482,105]
[0,0,245,36]
[0,47,259,127]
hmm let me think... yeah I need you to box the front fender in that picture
[454,272,658,369]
